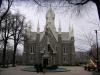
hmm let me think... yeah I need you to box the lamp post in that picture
[94,30,99,72]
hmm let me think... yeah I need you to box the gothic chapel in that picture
[23,7,75,65]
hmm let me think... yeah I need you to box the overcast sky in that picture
[9,0,100,53]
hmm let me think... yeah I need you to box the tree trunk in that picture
[12,43,17,67]
[2,40,7,68]
[93,0,100,72]
[93,0,100,20]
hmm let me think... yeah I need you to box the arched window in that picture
[30,47,32,53]
[63,48,67,53]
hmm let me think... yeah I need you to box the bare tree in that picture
[32,0,100,20]
[11,13,25,67]
[67,0,100,20]
[0,0,13,28]
[83,32,95,49]
[0,12,13,67]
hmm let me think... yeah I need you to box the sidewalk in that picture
[0,66,93,75]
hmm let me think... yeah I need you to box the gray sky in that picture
[10,0,100,52]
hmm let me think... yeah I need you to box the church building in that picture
[23,7,75,65]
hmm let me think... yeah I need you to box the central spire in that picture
[46,6,55,23]
[46,6,55,29]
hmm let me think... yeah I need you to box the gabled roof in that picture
[40,26,58,41]
[30,31,70,42]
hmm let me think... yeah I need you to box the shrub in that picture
[47,65,58,70]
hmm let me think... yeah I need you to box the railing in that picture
[90,58,97,68]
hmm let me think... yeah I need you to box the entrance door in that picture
[43,59,48,68]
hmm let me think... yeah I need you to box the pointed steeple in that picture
[69,23,74,39]
[46,4,55,25]
[25,24,27,33]
[29,24,31,34]
[69,23,71,32]
[37,20,40,33]
[26,24,31,38]
[58,21,61,34]
[71,24,74,37]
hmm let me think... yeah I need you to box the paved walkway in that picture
[0,66,99,75]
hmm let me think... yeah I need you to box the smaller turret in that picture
[58,21,62,43]
[25,24,28,34]
[25,24,31,38]
[28,24,31,38]
[69,23,74,40]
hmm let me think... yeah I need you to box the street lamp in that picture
[94,30,99,72]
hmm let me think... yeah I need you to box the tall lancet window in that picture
[63,48,65,53]
[30,46,34,53]
[63,48,67,53]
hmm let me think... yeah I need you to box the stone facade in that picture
[23,7,75,65]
